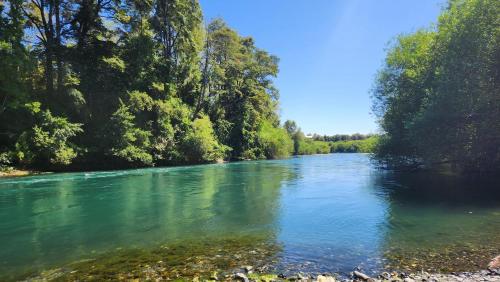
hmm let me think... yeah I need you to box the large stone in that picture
[353,271,371,280]
[489,255,500,269]
[317,275,336,282]
[234,272,249,282]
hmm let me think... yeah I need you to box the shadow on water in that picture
[0,161,296,281]
[374,171,500,207]
[372,171,500,272]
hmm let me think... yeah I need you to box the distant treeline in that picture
[372,0,499,173]
[311,133,375,142]
[283,121,378,155]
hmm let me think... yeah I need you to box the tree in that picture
[106,101,153,166]
[0,0,32,150]
[372,0,500,173]
[284,120,298,136]
[22,0,73,98]
[152,0,203,101]
[0,0,297,170]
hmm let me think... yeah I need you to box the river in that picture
[0,154,499,280]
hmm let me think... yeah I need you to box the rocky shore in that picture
[225,268,500,282]
[127,254,500,281]
[17,236,500,282]
[0,169,37,178]
[25,256,500,282]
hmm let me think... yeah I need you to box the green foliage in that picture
[181,115,229,163]
[296,140,330,155]
[258,121,293,159]
[372,0,500,173]
[313,133,374,142]
[283,120,298,136]
[128,91,154,112]
[0,0,293,170]
[0,152,13,172]
[107,103,153,166]
[15,107,83,166]
[202,20,282,160]
[330,136,379,153]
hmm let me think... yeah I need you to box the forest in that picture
[372,0,499,174]
[1,0,498,175]
[0,0,299,171]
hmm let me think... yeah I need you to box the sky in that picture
[199,0,444,135]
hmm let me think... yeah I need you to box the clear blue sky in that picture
[199,0,444,135]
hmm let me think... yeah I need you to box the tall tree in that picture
[152,0,203,102]
[22,0,73,100]
[372,0,500,173]
[0,0,32,149]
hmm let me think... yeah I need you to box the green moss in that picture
[248,273,279,281]
[29,236,281,281]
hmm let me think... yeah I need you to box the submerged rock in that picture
[235,272,250,282]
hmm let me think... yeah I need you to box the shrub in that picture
[181,115,230,163]
[258,121,293,159]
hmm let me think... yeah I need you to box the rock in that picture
[403,278,414,282]
[489,255,500,269]
[380,272,391,280]
[354,271,371,280]
[243,265,253,273]
[234,272,249,282]
[317,275,336,282]
[490,268,500,276]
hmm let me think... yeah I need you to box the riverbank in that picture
[0,169,41,178]
[18,243,500,282]
[24,265,500,282]
[238,269,500,282]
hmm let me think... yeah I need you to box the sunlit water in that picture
[0,154,499,280]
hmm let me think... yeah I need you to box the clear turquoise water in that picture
[0,154,499,279]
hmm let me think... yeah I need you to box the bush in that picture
[258,121,293,159]
[330,136,379,153]
[0,152,13,172]
[181,115,229,163]
[296,139,330,155]
[15,104,83,167]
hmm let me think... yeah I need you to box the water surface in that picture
[0,154,499,280]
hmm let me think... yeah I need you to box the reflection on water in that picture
[0,162,295,280]
[0,154,499,280]
[375,172,500,272]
